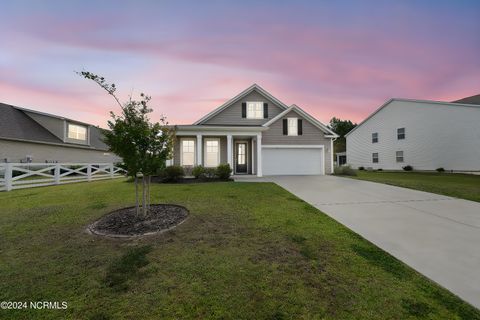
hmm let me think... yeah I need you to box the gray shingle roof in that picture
[0,103,63,144]
[0,102,109,150]
[452,94,480,105]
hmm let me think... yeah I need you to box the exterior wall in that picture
[23,111,65,141]
[0,139,120,163]
[173,136,227,166]
[262,110,333,174]
[202,90,284,126]
[346,100,480,171]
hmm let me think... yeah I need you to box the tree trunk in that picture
[142,175,147,216]
[147,175,151,210]
[134,175,139,216]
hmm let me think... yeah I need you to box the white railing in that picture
[0,163,125,192]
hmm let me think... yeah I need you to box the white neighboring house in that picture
[345,96,480,171]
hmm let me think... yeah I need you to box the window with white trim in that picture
[372,153,379,163]
[396,151,404,163]
[204,139,220,167]
[397,128,405,140]
[67,123,87,140]
[288,117,298,136]
[181,139,195,166]
[372,132,378,143]
[247,102,263,119]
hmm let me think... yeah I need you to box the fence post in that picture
[5,163,12,191]
[87,164,92,182]
[110,163,114,179]
[54,164,60,185]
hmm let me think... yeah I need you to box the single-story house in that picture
[169,84,338,176]
[345,95,480,171]
[0,102,120,163]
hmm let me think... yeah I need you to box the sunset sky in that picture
[1,0,479,128]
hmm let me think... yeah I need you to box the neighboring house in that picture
[0,103,119,163]
[345,97,480,171]
[170,84,338,176]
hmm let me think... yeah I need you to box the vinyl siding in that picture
[202,90,284,126]
[0,139,120,163]
[262,110,333,174]
[346,100,480,171]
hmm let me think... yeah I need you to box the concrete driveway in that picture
[239,175,480,308]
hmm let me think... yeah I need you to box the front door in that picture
[235,142,247,174]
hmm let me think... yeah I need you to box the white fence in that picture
[0,163,125,192]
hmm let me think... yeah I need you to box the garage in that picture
[262,146,324,175]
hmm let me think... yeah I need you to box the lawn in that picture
[1,180,479,319]
[352,171,480,202]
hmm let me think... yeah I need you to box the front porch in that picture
[169,126,268,177]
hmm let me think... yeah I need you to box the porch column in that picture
[256,133,262,177]
[227,134,233,168]
[196,134,202,166]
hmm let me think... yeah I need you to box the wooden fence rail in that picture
[0,163,125,192]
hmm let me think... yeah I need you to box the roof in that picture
[452,94,480,105]
[193,84,289,125]
[263,104,339,137]
[345,98,480,137]
[0,102,109,150]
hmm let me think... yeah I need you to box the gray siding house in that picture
[0,103,119,163]
[346,97,480,171]
[170,84,338,176]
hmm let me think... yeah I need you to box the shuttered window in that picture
[287,118,298,136]
[246,102,263,119]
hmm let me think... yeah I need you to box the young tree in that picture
[328,117,357,155]
[78,71,174,216]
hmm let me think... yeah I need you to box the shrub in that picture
[204,167,216,179]
[402,165,413,171]
[163,165,184,182]
[216,163,232,180]
[333,165,357,176]
[192,165,205,179]
[358,166,365,171]
[377,168,383,171]
[436,167,445,172]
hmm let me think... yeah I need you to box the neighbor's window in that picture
[396,151,404,163]
[181,139,195,166]
[247,102,263,119]
[372,153,379,163]
[204,139,220,167]
[397,128,405,140]
[372,132,378,143]
[287,117,298,136]
[67,123,87,140]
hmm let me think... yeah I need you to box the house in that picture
[169,84,338,176]
[345,97,480,171]
[0,102,119,163]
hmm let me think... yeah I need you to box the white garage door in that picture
[262,147,324,175]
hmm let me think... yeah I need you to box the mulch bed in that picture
[88,204,189,238]
[151,177,234,184]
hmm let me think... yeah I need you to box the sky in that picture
[0,0,479,128]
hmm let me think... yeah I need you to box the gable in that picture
[201,89,284,126]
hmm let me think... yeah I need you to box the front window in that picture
[204,139,220,167]
[181,139,195,166]
[67,123,87,140]
[396,151,404,163]
[288,118,298,136]
[372,132,378,143]
[372,153,379,163]
[397,128,405,140]
[247,102,263,119]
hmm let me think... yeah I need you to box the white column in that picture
[256,133,262,177]
[227,135,233,169]
[196,134,202,166]
[330,139,334,174]
[252,138,256,175]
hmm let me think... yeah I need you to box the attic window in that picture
[68,123,87,141]
[246,102,263,119]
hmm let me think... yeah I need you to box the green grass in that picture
[352,171,480,202]
[0,179,479,319]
